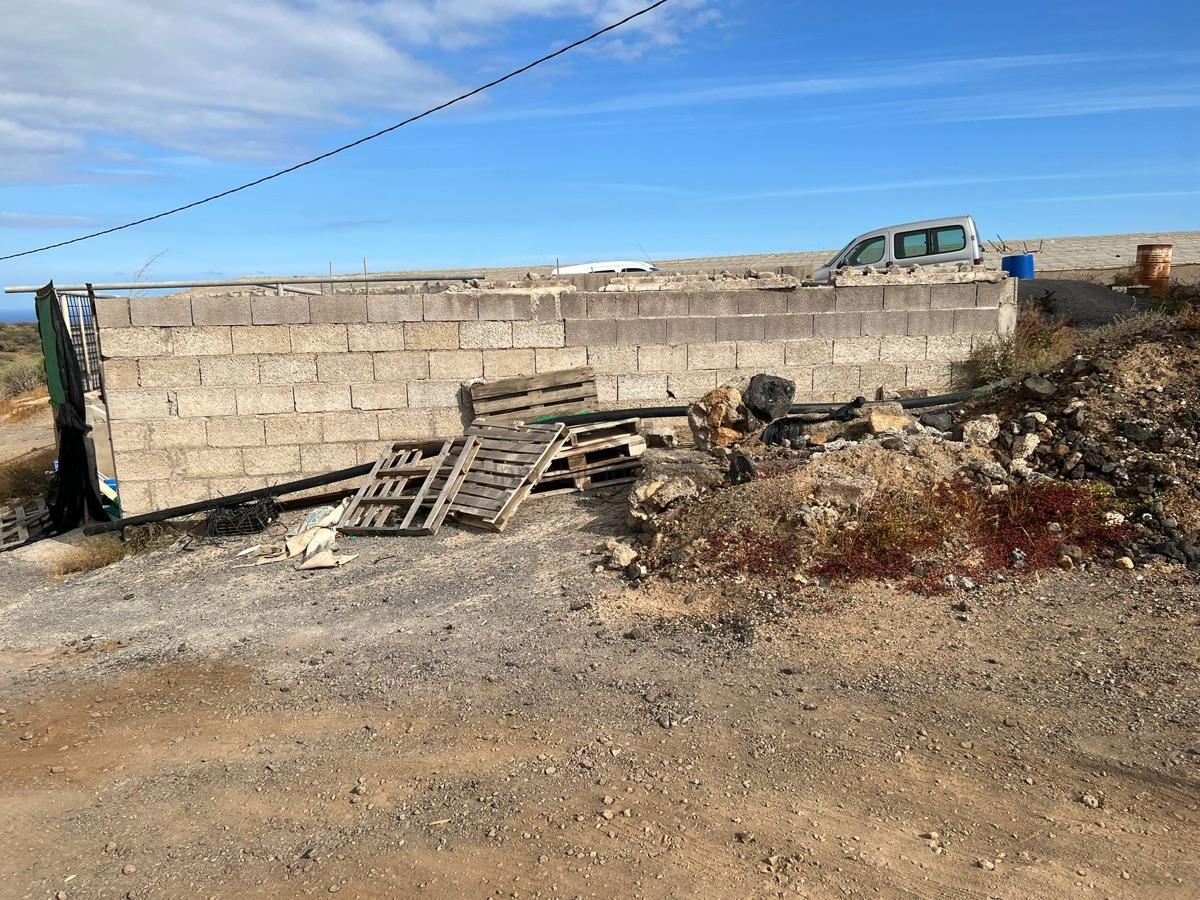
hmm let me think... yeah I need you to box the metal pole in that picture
[5,272,484,294]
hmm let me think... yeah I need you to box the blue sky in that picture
[1,0,1197,320]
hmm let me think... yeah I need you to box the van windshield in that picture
[824,240,855,268]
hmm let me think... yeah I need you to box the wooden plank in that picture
[468,368,598,423]
[450,420,567,531]
[468,367,594,400]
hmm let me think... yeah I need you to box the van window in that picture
[846,235,885,266]
[934,225,966,253]
[895,229,930,259]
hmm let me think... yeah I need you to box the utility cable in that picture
[0,0,672,262]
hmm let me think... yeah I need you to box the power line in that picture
[0,0,672,263]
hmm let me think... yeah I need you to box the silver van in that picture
[811,215,982,283]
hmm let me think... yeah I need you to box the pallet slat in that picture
[531,418,645,496]
[449,420,567,531]
[468,367,598,423]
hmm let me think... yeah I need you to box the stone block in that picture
[689,292,737,316]
[206,416,266,448]
[147,418,207,450]
[954,307,1000,335]
[108,420,148,451]
[736,341,785,369]
[407,380,462,408]
[586,345,638,374]
[293,383,351,412]
[367,293,423,322]
[833,337,881,363]
[373,350,430,380]
[113,449,176,482]
[812,364,861,392]
[617,373,668,401]
[290,324,348,353]
[908,309,955,336]
[176,387,237,418]
[834,286,884,311]
[714,316,765,342]
[586,293,638,319]
[235,385,295,415]
[595,375,618,402]
[764,314,814,340]
[879,335,928,361]
[347,323,406,352]
[906,362,953,391]
[185,447,244,477]
[667,371,717,399]
[558,294,586,320]
[152,479,214,509]
[930,283,978,309]
[113,481,153,514]
[259,355,317,384]
[788,288,836,314]
[94,296,130,328]
[432,407,467,434]
[535,347,587,372]
[859,363,908,393]
[883,284,931,310]
[351,383,410,410]
[310,294,367,324]
[316,352,374,383]
[665,316,716,344]
[138,357,201,388]
[617,317,667,346]
[130,296,191,326]
[300,443,357,474]
[251,295,310,325]
[812,312,862,338]
[423,294,478,321]
[478,293,533,320]
[355,441,391,465]
[105,388,171,422]
[734,290,788,316]
[512,321,565,349]
[100,327,171,358]
[482,349,535,378]
[377,409,437,440]
[638,294,690,317]
[403,321,459,350]
[687,342,736,370]
[860,310,910,337]
[638,344,688,373]
[429,350,483,380]
[975,280,1005,308]
[321,411,379,442]
[925,335,975,361]
[199,356,259,386]
[998,302,1017,336]
[459,321,513,350]
[172,326,233,356]
[243,445,301,476]
[266,414,321,445]
[101,359,140,389]
[231,324,290,355]
[191,295,251,326]
[784,339,833,366]
[565,318,618,346]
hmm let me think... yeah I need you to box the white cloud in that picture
[0,212,103,229]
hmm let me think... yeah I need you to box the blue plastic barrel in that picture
[1001,253,1035,280]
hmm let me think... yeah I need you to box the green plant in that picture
[0,357,46,398]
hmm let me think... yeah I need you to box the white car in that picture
[551,260,659,275]
[811,215,983,283]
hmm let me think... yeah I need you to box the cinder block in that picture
[114,450,176,482]
[907,309,955,336]
[558,293,586,320]
[595,375,618,402]
[199,356,259,386]
[860,310,909,337]
[880,335,927,361]
[784,339,833,366]
[293,383,351,412]
[764,314,814,340]
[665,316,716,345]
[531,294,560,322]
[112,481,153,514]
[404,321,459,350]
[478,293,533,320]
[101,359,139,389]
[482,349,535,379]
[355,441,391,465]
[736,341,785,369]
[617,373,668,401]
[185,447,244,477]
[147,418,206,450]
[290,324,348,353]
[191,295,251,326]
[243,445,301,476]
[100,327,171,358]
[108,421,148,451]
[832,337,881,363]
[429,350,483,380]
[235,385,295,415]
[251,295,310,325]
[859,363,908,394]
[691,292,738,316]
[638,294,689,318]
[94,296,130,328]
[206,416,266,448]
[310,294,367,324]
[834,286,884,311]
[883,284,932,310]
[367,293,423,322]
[431,408,466,435]
[789,288,836,314]
[771,366,815,392]
[586,293,638,319]
[535,347,587,372]
[954,307,1000,335]
[975,280,1005,308]
[321,411,379,442]
[812,364,861,392]
[714,316,765,342]
[586,346,638,374]
[300,443,357,474]
[351,383,410,410]
[512,321,565,349]
[812,312,861,338]
[130,296,191,326]
[617,318,667,346]
[266,413,321,445]
[565,318,618,347]
[317,352,374,383]
[638,344,688,373]
[998,302,1017,336]
[734,291,788,316]
[687,342,736,370]
[232,324,290,355]
[930,283,978,309]
[259,355,317,384]
[377,409,436,440]
[423,294,478,321]
[667,371,717,399]
[151,479,213,509]
[172,326,232,356]
[138,357,201,388]
[407,380,462,408]
[104,389,171,420]
[373,350,430,380]
[176,387,237,418]
[906,362,953,391]
[347,323,405,352]
[459,321,513,350]
[926,335,975,361]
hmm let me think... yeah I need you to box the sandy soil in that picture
[1,493,1197,899]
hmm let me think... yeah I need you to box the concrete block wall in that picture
[96,278,1015,513]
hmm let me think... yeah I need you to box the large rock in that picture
[962,414,1000,446]
[861,402,914,435]
[743,374,795,423]
[687,382,750,450]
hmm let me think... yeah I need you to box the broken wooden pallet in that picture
[532,418,646,496]
[338,437,480,536]
[468,367,597,423]
[1,499,50,551]
[450,421,567,531]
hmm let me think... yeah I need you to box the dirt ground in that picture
[1,492,1197,900]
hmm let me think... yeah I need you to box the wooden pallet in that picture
[339,437,480,536]
[450,421,567,531]
[1,499,50,551]
[468,367,597,423]
[533,419,647,496]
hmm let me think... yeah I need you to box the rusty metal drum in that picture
[1135,243,1172,296]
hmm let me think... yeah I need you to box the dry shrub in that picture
[704,527,798,580]
[1088,308,1169,344]
[54,523,177,577]
[0,447,55,505]
[0,357,46,398]
[811,491,948,581]
[972,305,1074,382]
